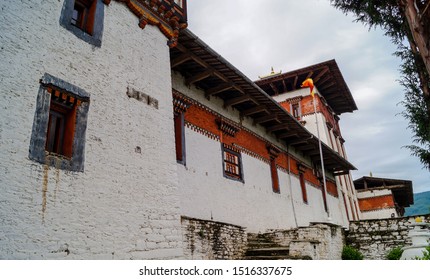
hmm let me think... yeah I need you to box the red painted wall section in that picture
[326,180,338,197]
[279,94,342,137]
[183,101,338,197]
[358,195,395,212]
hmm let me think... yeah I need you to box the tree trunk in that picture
[401,0,430,76]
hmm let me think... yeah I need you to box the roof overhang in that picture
[255,60,358,115]
[170,29,356,174]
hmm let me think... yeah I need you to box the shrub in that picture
[415,246,430,260]
[342,245,363,260]
[386,247,404,260]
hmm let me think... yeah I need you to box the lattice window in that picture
[222,146,243,181]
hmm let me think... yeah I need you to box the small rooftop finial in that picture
[370,171,373,177]
[258,67,282,79]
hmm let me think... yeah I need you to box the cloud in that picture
[187,0,429,194]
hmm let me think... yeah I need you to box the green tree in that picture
[330,0,430,169]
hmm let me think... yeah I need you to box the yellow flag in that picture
[301,78,314,97]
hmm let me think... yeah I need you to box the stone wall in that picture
[263,223,345,260]
[181,216,247,260]
[346,215,430,260]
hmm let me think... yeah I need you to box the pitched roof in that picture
[170,29,356,174]
[354,176,414,207]
[255,60,358,115]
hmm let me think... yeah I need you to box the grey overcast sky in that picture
[186,0,430,194]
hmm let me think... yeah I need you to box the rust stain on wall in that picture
[54,167,60,203]
[42,164,49,223]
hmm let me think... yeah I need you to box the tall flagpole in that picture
[302,78,331,221]
[312,93,331,222]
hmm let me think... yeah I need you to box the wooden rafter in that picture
[254,114,279,125]
[313,67,329,83]
[224,94,256,107]
[278,131,299,139]
[240,105,268,116]
[206,83,234,96]
[171,52,193,68]
[266,123,289,133]
[270,83,279,95]
[186,69,214,85]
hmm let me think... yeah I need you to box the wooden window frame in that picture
[60,0,105,47]
[174,112,186,165]
[29,73,90,172]
[291,102,301,120]
[45,94,78,158]
[270,157,280,193]
[222,146,244,182]
[71,0,97,35]
[299,172,308,204]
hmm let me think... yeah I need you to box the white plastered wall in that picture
[0,1,183,259]
[172,73,349,232]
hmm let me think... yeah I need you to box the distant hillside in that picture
[405,191,430,216]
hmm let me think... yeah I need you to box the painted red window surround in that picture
[71,0,97,35]
[270,158,280,193]
[45,88,78,158]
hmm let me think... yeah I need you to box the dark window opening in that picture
[45,89,78,158]
[71,0,96,35]
[292,103,301,120]
[174,112,186,164]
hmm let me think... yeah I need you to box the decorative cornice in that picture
[297,162,307,174]
[284,96,303,104]
[222,143,241,154]
[216,118,241,137]
[360,206,396,213]
[173,91,192,114]
[267,144,281,159]
[233,144,270,164]
[185,122,220,141]
[173,89,308,170]
[111,0,187,47]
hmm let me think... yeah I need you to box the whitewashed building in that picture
[0,0,360,259]
[354,176,413,220]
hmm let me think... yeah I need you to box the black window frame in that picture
[174,111,186,165]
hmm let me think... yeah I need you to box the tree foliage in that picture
[342,245,364,260]
[330,0,430,170]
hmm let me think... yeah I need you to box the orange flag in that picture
[301,78,314,97]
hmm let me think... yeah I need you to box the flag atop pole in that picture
[300,78,331,221]
[301,78,314,97]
